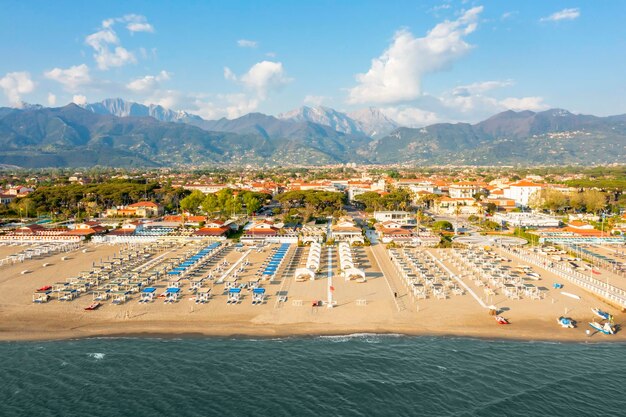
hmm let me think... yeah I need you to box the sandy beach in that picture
[1,240,624,342]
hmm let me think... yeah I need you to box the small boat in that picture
[37,285,52,292]
[561,292,580,300]
[495,316,509,325]
[591,308,612,321]
[557,316,575,328]
[84,302,101,311]
[589,321,615,335]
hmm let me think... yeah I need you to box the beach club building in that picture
[373,211,417,226]
[194,220,230,239]
[241,220,298,244]
[330,217,364,245]
[106,201,163,218]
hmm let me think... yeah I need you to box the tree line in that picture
[180,188,270,218]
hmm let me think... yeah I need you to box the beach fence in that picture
[502,246,626,310]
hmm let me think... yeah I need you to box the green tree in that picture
[582,190,607,214]
[180,190,205,214]
[432,220,453,231]
[201,193,219,215]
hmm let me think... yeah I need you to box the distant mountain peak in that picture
[278,105,399,138]
[347,107,400,138]
[83,98,203,123]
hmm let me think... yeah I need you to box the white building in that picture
[493,212,560,228]
[448,182,484,199]
[373,211,416,226]
[503,180,545,207]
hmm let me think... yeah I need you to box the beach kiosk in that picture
[140,287,157,303]
[111,291,130,305]
[196,288,211,304]
[227,287,241,304]
[252,287,266,305]
[164,287,181,303]
[32,289,51,303]
[92,289,110,301]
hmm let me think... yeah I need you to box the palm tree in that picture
[454,204,462,236]
[477,204,485,227]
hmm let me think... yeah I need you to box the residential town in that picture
[1,166,625,248]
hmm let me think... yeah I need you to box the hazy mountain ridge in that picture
[0,103,624,167]
[0,104,366,167]
[371,108,626,164]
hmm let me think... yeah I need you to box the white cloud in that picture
[451,80,514,97]
[499,96,548,111]
[223,67,237,81]
[501,11,517,20]
[85,14,154,70]
[122,14,155,33]
[237,39,258,48]
[304,95,330,106]
[540,8,580,22]
[138,60,291,120]
[347,6,483,104]
[377,79,549,126]
[126,70,171,92]
[44,64,91,91]
[431,4,451,13]
[242,62,288,93]
[47,93,57,106]
[222,93,260,119]
[380,106,441,127]
[72,94,87,105]
[0,71,35,105]
[238,61,291,99]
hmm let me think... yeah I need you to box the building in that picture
[373,211,416,226]
[395,179,441,195]
[493,212,560,228]
[347,179,385,201]
[194,220,230,238]
[330,217,364,244]
[503,180,545,207]
[0,193,15,205]
[163,215,207,226]
[448,182,484,199]
[183,183,231,194]
[484,197,517,212]
[106,201,163,218]
[5,186,34,197]
[433,197,480,215]
[66,221,107,237]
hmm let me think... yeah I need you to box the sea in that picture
[1,335,624,417]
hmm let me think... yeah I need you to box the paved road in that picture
[367,231,407,312]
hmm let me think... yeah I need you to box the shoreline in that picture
[2,320,624,344]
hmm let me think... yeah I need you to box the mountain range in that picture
[84,98,399,138]
[0,99,624,168]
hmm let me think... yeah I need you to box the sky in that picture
[1,0,625,126]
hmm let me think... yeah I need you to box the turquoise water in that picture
[1,336,625,416]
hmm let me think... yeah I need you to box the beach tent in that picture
[344,268,366,281]
[295,268,315,281]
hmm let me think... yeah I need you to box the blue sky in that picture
[1,0,624,125]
